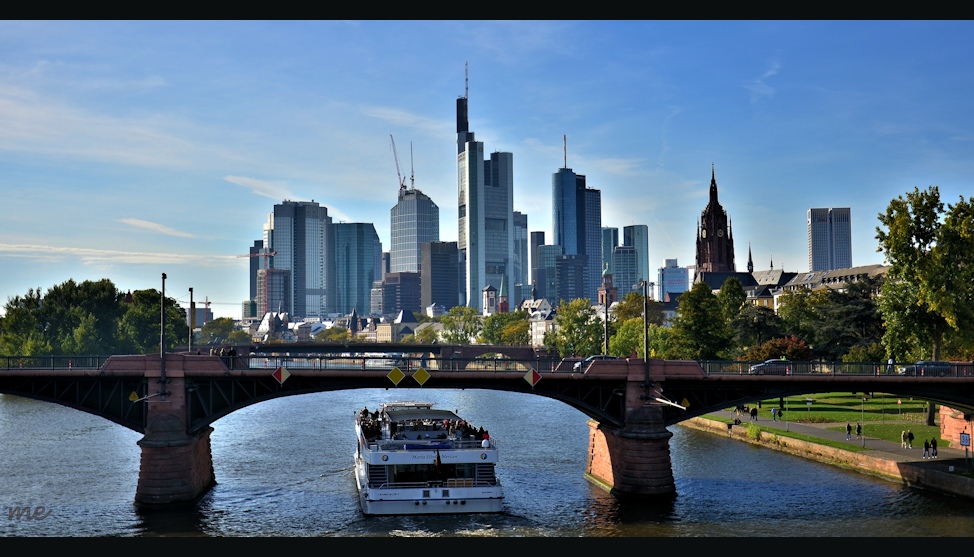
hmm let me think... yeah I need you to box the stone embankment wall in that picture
[683,417,974,500]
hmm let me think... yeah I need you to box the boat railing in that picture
[372,438,495,451]
[371,479,496,489]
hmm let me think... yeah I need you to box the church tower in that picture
[695,165,736,276]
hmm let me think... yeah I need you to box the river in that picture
[3,389,974,537]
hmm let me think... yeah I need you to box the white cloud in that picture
[119,218,194,238]
[224,175,293,200]
[0,243,238,267]
[744,59,782,104]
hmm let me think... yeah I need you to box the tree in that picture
[716,277,747,323]
[877,186,974,361]
[479,310,528,344]
[742,335,813,362]
[810,276,884,361]
[441,306,481,344]
[116,289,188,354]
[777,287,823,346]
[608,318,642,357]
[612,291,665,325]
[414,324,440,344]
[548,298,604,358]
[667,282,731,360]
[731,304,784,353]
[315,326,351,343]
[199,317,239,345]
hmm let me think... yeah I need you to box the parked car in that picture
[901,361,952,376]
[748,358,792,375]
[573,354,619,372]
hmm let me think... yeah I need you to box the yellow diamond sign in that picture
[387,367,405,385]
[412,367,430,386]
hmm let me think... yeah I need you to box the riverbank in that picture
[683,416,974,499]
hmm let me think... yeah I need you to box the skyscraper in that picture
[552,166,602,301]
[695,165,736,278]
[807,207,852,272]
[390,186,439,274]
[513,211,529,305]
[611,244,638,300]
[623,224,649,284]
[456,71,514,311]
[421,241,460,312]
[263,200,335,319]
[334,222,382,315]
[601,227,619,274]
[657,258,689,301]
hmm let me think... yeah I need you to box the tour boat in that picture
[354,401,504,515]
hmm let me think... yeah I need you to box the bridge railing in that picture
[241,354,571,373]
[0,355,109,370]
[700,360,974,377]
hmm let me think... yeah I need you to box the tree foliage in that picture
[441,306,481,344]
[479,310,529,344]
[547,298,604,358]
[876,186,974,360]
[667,282,731,360]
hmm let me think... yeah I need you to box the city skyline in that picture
[3,21,974,319]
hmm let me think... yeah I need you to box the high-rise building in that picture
[695,165,736,278]
[529,230,545,291]
[536,243,564,302]
[390,186,439,274]
[421,241,460,312]
[381,272,421,317]
[552,166,602,301]
[263,200,335,319]
[807,207,852,272]
[657,258,689,301]
[611,245,638,300]
[456,74,514,311]
[601,227,619,274]
[334,222,382,315]
[513,211,529,305]
[623,224,649,284]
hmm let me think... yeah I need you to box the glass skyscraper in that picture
[552,166,602,302]
[263,200,335,319]
[807,207,852,272]
[390,186,438,274]
[334,222,382,315]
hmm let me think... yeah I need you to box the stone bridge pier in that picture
[129,354,216,507]
[585,379,676,497]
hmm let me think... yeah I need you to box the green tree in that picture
[731,304,784,352]
[716,277,747,323]
[116,289,188,354]
[742,335,813,362]
[877,186,974,361]
[612,291,665,325]
[810,276,884,361]
[441,306,481,344]
[548,298,604,358]
[777,287,825,346]
[478,310,528,344]
[0,288,45,355]
[315,326,351,343]
[668,282,731,360]
[414,323,440,344]
[609,318,643,358]
[199,317,239,345]
[499,319,530,345]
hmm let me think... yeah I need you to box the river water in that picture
[2,389,974,538]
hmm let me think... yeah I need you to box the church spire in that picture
[748,243,754,273]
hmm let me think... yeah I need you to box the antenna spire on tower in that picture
[563,134,567,168]
[465,61,468,99]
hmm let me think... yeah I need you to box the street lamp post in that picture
[861,397,866,447]
[160,273,167,401]
[188,287,194,354]
[634,280,650,400]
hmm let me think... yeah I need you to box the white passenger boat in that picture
[354,401,504,515]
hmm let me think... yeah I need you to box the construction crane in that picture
[237,250,277,264]
[390,134,407,190]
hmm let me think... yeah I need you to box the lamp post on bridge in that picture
[634,280,650,401]
[160,273,167,401]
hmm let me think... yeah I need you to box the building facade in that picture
[390,186,439,274]
[456,89,515,312]
[807,207,852,272]
[657,258,689,301]
[623,224,649,284]
[552,166,602,301]
[421,241,460,312]
[611,245,638,300]
[334,222,382,315]
[513,211,529,306]
[263,200,335,319]
[601,227,619,275]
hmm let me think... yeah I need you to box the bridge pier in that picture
[132,354,216,507]
[585,387,676,497]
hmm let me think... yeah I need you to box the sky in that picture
[2,20,973,320]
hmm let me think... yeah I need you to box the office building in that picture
[513,211,529,305]
[552,166,602,301]
[390,186,439,274]
[623,224,649,284]
[807,207,852,272]
[456,77,515,311]
[421,241,460,312]
[657,258,689,301]
[334,222,382,315]
[529,230,545,291]
[602,227,619,274]
[611,245,638,300]
[263,200,335,319]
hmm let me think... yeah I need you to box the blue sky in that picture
[2,20,973,320]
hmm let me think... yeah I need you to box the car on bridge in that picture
[900,361,952,376]
[573,354,619,372]
[748,359,791,375]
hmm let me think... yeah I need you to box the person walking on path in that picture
[923,439,931,458]
[846,423,853,440]
[856,423,862,439]
[901,430,908,448]
[931,438,938,458]
[750,407,758,421]
[907,429,915,449]
[771,407,777,421]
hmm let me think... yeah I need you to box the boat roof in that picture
[385,407,462,422]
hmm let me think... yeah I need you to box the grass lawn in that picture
[708,391,949,448]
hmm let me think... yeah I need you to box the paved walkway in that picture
[734,413,974,474]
